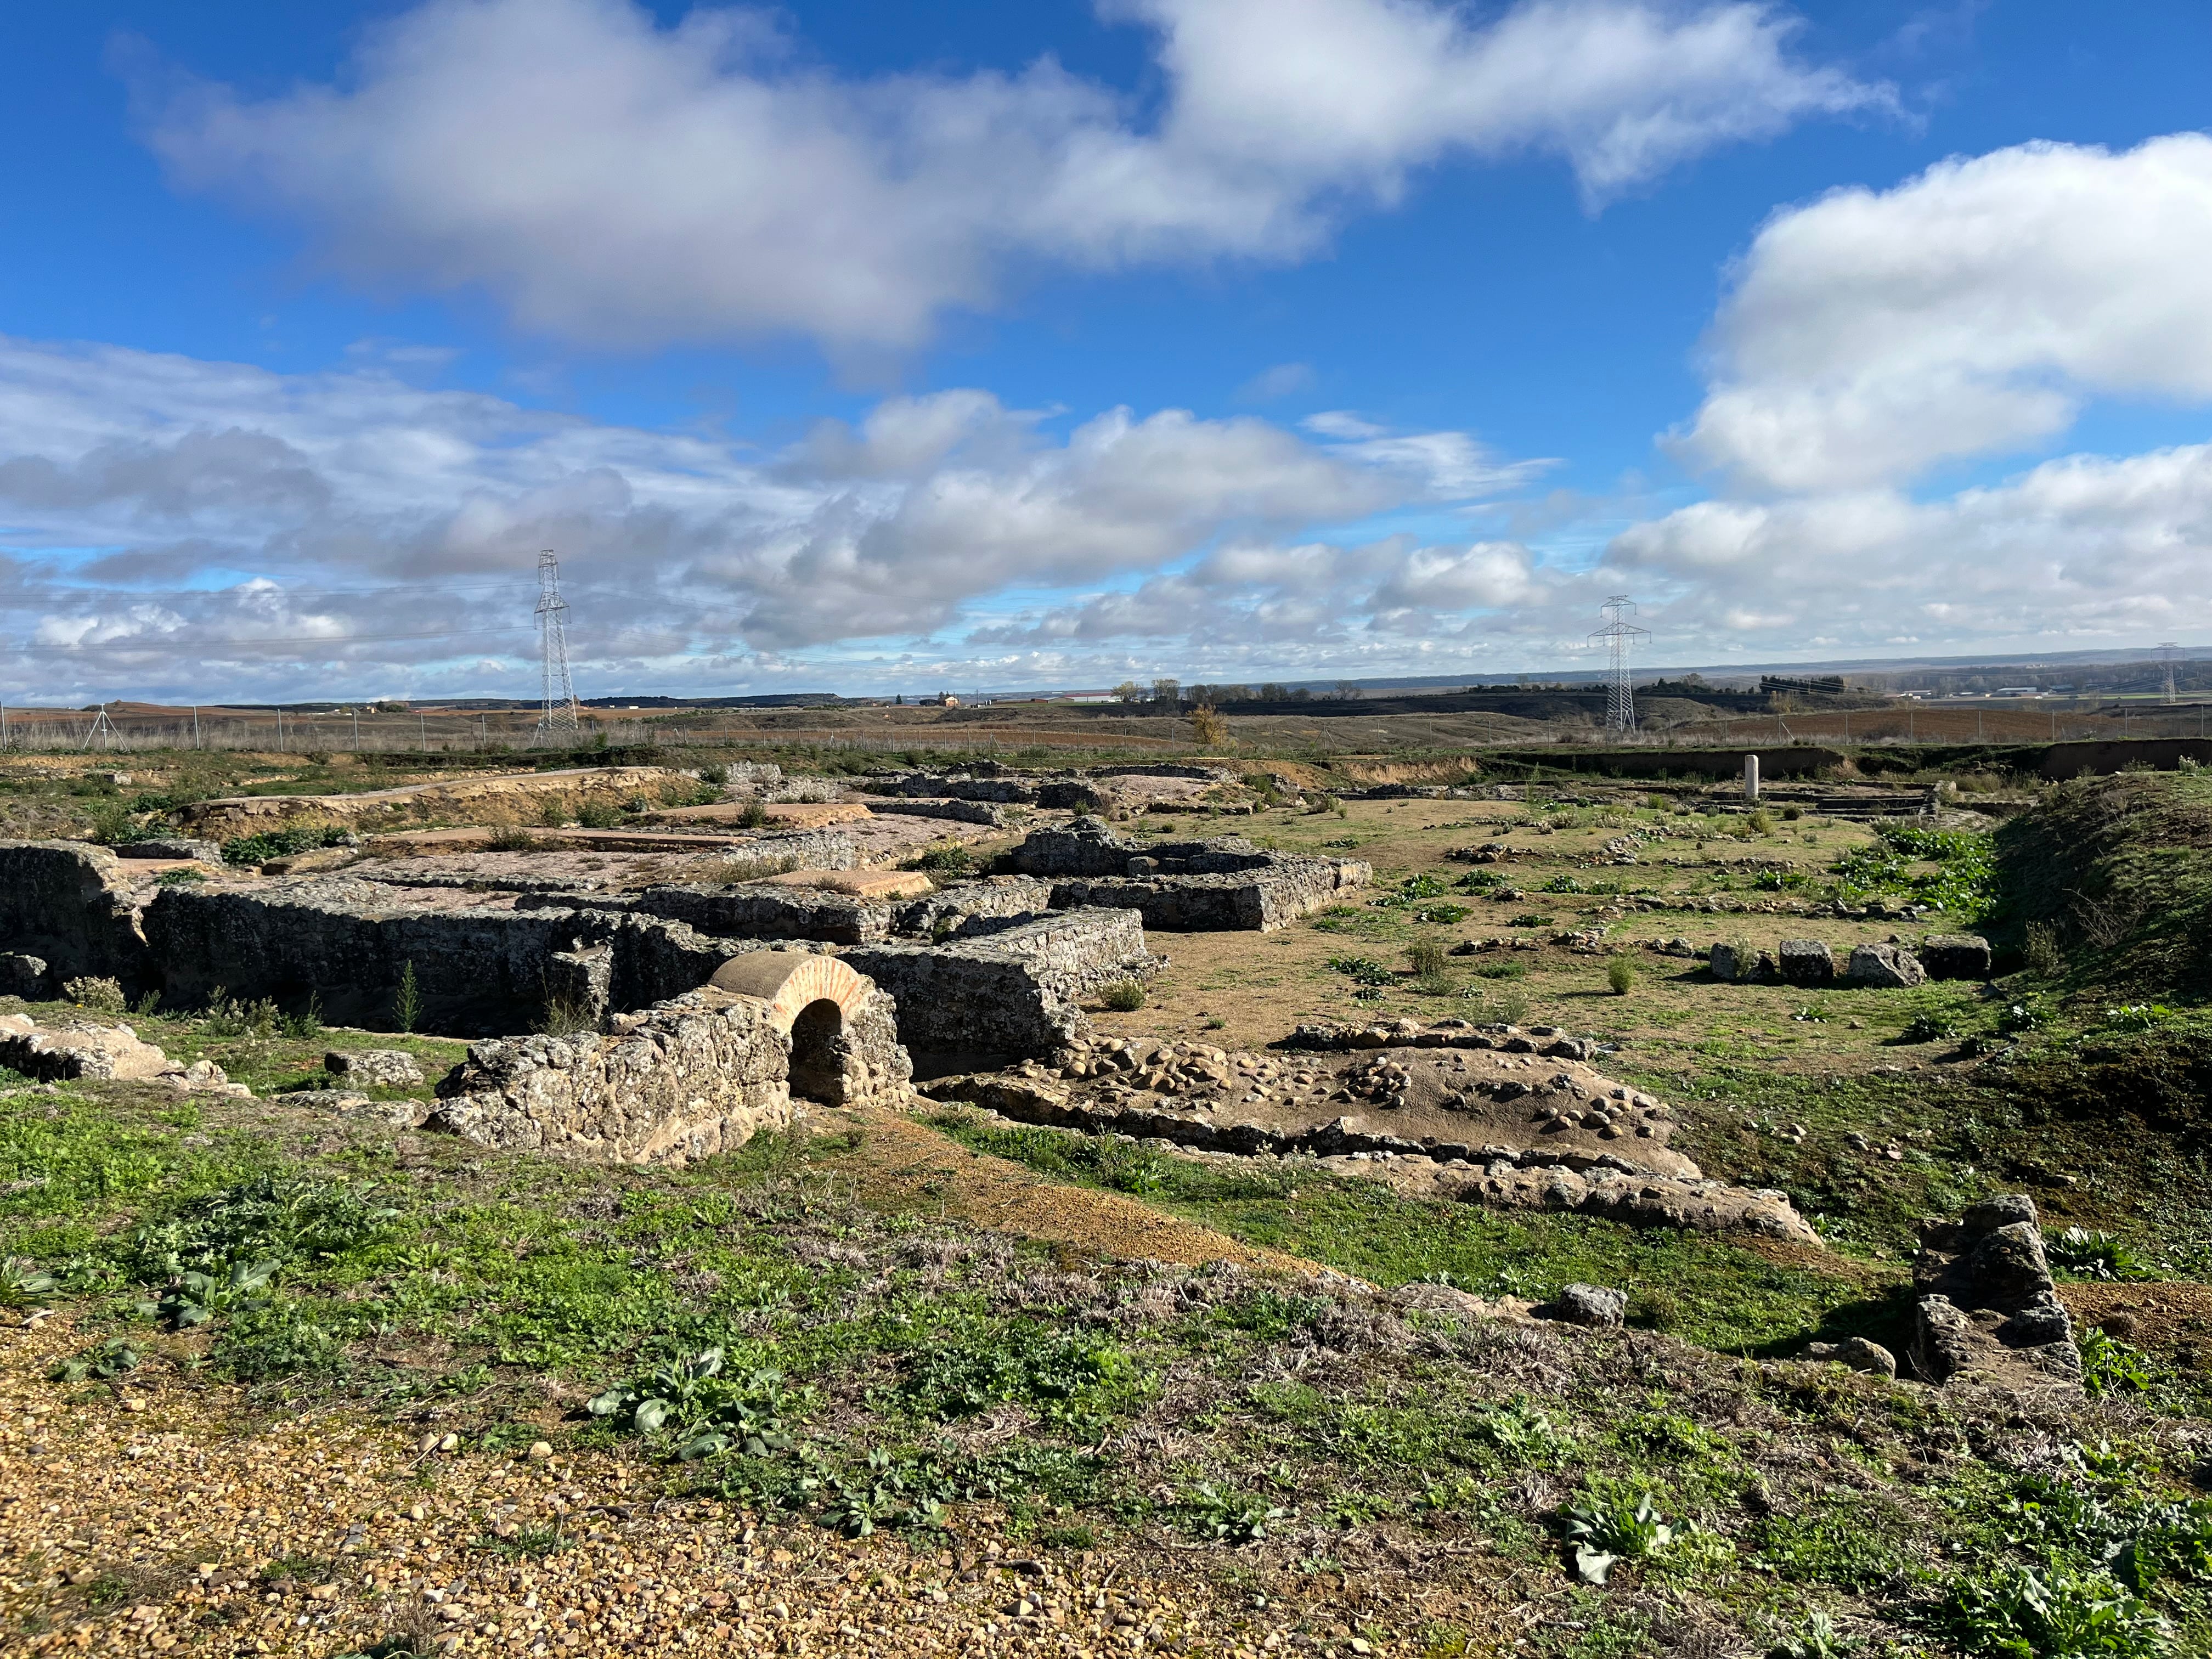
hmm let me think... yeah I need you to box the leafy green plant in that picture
[154,867,206,885]
[1606,955,1635,996]
[586,1348,810,1462]
[1327,955,1395,986]
[1767,1610,1855,1659]
[2099,1005,2175,1032]
[0,1257,57,1305]
[1947,1562,2164,1659]
[918,843,974,878]
[2045,1228,2144,1283]
[1509,913,1555,929]
[220,825,352,866]
[48,1335,139,1384]
[1100,978,1148,1012]
[1182,1482,1288,1543]
[898,1322,1132,1424]
[1477,959,1528,980]
[2078,1329,2154,1397]
[1561,1491,1675,1584]
[1901,1014,1959,1044]
[155,1256,279,1329]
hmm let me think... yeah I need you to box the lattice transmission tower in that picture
[532,551,581,743]
[1588,596,1650,735]
[2160,642,2181,704]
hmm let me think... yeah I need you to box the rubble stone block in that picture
[1908,1192,2080,1388]
[1848,942,1928,988]
[325,1049,427,1087]
[1776,939,1835,986]
[0,952,51,998]
[1920,933,1993,980]
[1547,1284,1627,1328]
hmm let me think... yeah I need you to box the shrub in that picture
[62,975,126,1014]
[1606,955,1636,995]
[154,867,205,885]
[2022,921,2064,976]
[1100,978,1147,1012]
[485,824,538,853]
[739,797,769,830]
[220,825,352,866]
[1477,959,1528,981]
[917,843,974,878]
[575,801,624,830]
[1781,804,1804,821]
[1747,808,1777,835]
[1407,939,1449,980]
[393,960,421,1034]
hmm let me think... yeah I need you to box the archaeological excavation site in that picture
[6,734,2212,1656]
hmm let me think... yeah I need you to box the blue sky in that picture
[1,0,2209,702]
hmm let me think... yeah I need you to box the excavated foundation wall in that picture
[1005,824,1368,930]
[844,908,1150,1060]
[0,842,151,987]
[427,987,795,1164]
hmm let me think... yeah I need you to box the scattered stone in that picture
[1776,938,1835,986]
[1708,941,1752,982]
[1909,1193,2080,1389]
[1545,1283,1627,1328]
[1847,941,1928,988]
[1920,934,1993,980]
[325,1049,426,1087]
[0,952,50,998]
[1804,1336,1897,1379]
[114,838,225,864]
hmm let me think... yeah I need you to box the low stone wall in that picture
[0,841,151,985]
[864,772,1038,804]
[844,909,1149,1060]
[624,883,897,946]
[893,877,1056,938]
[427,988,795,1164]
[1005,824,1365,930]
[862,798,1007,827]
[1046,862,1364,931]
[177,766,693,840]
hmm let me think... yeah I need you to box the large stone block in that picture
[1920,934,1993,980]
[1847,942,1928,988]
[1909,1193,2079,1388]
[1776,939,1835,986]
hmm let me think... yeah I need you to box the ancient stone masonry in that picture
[1920,934,1994,979]
[861,771,1103,810]
[428,988,795,1165]
[1007,823,1368,932]
[861,799,1007,827]
[0,842,152,987]
[427,956,908,1165]
[0,1013,239,1093]
[845,909,1151,1061]
[1909,1194,2081,1389]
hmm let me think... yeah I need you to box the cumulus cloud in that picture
[144,0,1884,349]
[1613,442,2212,646]
[0,335,1525,697]
[1675,134,2212,492]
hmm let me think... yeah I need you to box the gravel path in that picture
[0,1317,1386,1657]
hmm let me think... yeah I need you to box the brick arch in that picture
[708,951,871,1032]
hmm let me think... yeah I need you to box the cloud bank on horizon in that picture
[2,0,2208,700]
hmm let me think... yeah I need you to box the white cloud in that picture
[1676,134,2212,492]
[1236,362,1314,402]
[144,0,1884,350]
[1611,442,2212,645]
[0,334,1527,697]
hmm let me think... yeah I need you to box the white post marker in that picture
[1743,753,1760,802]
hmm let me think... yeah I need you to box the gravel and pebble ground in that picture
[1,1316,1442,1657]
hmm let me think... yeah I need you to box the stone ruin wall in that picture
[426,965,910,1166]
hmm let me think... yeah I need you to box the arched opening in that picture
[787,997,848,1104]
